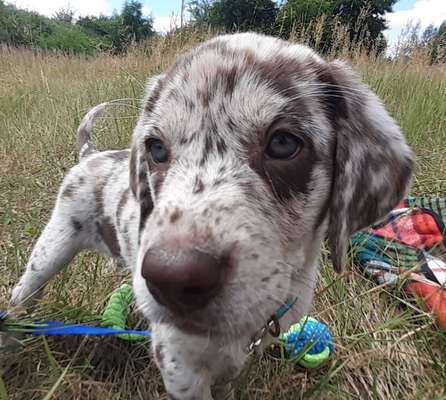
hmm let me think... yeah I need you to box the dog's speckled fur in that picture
[11,33,414,399]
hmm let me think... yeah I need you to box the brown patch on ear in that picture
[144,75,165,114]
[321,61,414,273]
[313,63,349,123]
[129,74,165,228]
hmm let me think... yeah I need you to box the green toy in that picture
[279,316,333,369]
[101,283,147,342]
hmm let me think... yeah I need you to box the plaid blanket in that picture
[351,197,446,329]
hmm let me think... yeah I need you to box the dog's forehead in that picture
[147,35,327,146]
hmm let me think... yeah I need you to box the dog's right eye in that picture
[265,131,303,160]
[147,139,168,163]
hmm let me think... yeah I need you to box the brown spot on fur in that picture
[71,218,83,232]
[107,150,130,162]
[192,176,205,194]
[213,178,225,187]
[144,77,165,114]
[97,218,121,257]
[129,146,138,198]
[94,181,106,216]
[170,209,182,223]
[216,138,227,155]
[61,183,76,198]
[116,188,130,227]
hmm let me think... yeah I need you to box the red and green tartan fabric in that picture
[351,197,446,329]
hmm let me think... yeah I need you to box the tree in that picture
[334,0,396,45]
[421,24,437,45]
[424,20,446,64]
[188,0,278,33]
[54,7,74,24]
[76,15,128,53]
[121,0,154,42]
[76,2,155,54]
[277,0,397,53]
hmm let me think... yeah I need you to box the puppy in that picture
[11,33,414,399]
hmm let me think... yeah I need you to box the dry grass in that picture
[1,32,446,400]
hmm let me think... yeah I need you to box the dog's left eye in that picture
[148,139,168,163]
[265,131,303,160]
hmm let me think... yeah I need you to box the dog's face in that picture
[130,33,414,341]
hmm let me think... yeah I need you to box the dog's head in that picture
[130,33,414,340]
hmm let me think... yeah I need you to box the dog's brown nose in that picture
[141,248,225,312]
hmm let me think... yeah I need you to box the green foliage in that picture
[0,0,154,55]
[37,24,98,55]
[0,0,52,47]
[421,20,446,64]
[277,0,397,53]
[76,15,128,53]
[188,0,278,33]
[54,8,75,24]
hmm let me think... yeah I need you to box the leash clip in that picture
[245,297,298,356]
[245,315,281,355]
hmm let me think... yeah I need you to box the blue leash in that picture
[1,298,296,339]
[0,312,151,338]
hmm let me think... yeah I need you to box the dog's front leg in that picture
[152,325,214,400]
[10,202,84,307]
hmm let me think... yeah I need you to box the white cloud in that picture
[7,0,112,17]
[154,15,187,33]
[385,0,446,48]
[141,5,152,17]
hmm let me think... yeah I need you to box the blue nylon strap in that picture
[2,297,297,338]
[0,313,151,337]
[30,321,152,337]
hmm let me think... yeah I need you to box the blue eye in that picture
[148,139,168,163]
[266,131,303,159]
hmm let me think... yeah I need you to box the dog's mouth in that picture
[146,287,294,343]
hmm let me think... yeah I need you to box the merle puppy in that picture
[11,33,414,399]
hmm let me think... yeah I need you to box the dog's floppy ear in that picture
[130,74,165,224]
[320,61,415,273]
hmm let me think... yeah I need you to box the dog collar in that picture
[245,296,298,355]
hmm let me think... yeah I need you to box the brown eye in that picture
[265,131,303,160]
[147,139,168,163]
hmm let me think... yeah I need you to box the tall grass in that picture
[0,29,445,400]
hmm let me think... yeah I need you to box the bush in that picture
[37,23,98,55]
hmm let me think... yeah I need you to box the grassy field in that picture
[1,33,446,400]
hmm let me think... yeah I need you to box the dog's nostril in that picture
[183,286,205,295]
[142,247,226,312]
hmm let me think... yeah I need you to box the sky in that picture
[5,0,446,50]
